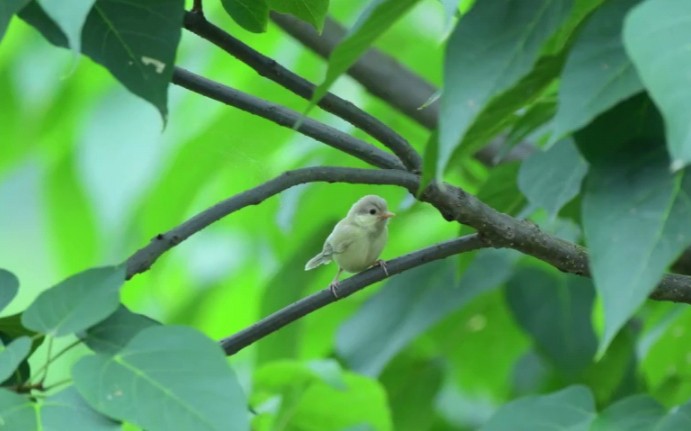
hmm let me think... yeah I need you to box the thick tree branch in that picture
[183,11,422,172]
[220,234,486,355]
[171,67,405,170]
[125,167,418,279]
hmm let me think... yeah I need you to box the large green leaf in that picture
[337,251,515,376]
[81,305,159,355]
[518,139,587,217]
[590,395,664,431]
[0,0,29,41]
[476,162,525,215]
[577,96,691,354]
[73,326,249,431]
[480,385,595,430]
[40,386,120,430]
[36,0,95,53]
[309,0,421,110]
[221,0,269,33]
[552,0,642,141]
[624,0,691,170]
[0,269,19,313]
[656,400,691,430]
[21,266,125,337]
[506,267,597,375]
[269,0,328,31]
[0,389,36,429]
[0,336,31,383]
[20,0,184,121]
[439,0,572,171]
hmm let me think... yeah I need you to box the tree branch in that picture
[270,12,438,130]
[171,67,405,171]
[219,234,486,355]
[183,10,422,172]
[125,167,418,279]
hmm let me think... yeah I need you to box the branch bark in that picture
[220,234,485,355]
[183,10,422,172]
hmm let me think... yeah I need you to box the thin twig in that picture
[183,11,422,172]
[220,234,486,355]
[171,67,406,171]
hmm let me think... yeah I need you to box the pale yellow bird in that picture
[305,195,395,297]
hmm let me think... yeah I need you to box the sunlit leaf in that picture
[22,266,125,336]
[40,386,120,430]
[73,326,249,431]
[0,336,31,383]
[0,269,19,313]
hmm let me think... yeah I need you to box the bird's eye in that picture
[369,208,377,215]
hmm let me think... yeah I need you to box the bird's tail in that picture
[305,252,331,270]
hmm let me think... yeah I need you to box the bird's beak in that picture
[379,211,396,220]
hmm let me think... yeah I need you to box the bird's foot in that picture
[374,259,389,277]
[329,281,341,299]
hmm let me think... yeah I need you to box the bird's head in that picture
[347,195,395,228]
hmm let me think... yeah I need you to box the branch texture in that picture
[220,234,485,355]
[171,67,405,171]
[183,11,422,172]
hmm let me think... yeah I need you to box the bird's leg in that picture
[374,259,389,277]
[329,267,344,298]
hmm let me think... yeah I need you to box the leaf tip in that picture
[670,159,686,172]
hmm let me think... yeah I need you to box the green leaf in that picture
[22,266,125,337]
[0,0,30,41]
[20,0,184,121]
[73,326,249,431]
[81,305,159,355]
[518,139,588,217]
[439,0,572,171]
[506,267,597,375]
[0,269,19,313]
[40,386,120,430]
[480,385,595,431]
[0,336,31,383]
[309,0,420,110]
[221,0,269,33]
[337,251,515,376]
[591,395,664,431]
[418,131,438,197]
[269,0,328,32]
[0,389,36,429]
[656,400,691,430]
[476,162,525,215]
[577,96,691,354]
[624,0,691,170]
[552,0,643,141]
[36,0,95,53]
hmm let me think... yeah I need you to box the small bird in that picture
[305,195,395,298]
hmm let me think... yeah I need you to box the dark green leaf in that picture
[337,251,515,376]
[577,96,691,353]
[269,0,328,31]
[73,326,249,431]
[480,385,595,431]
[221,0,269,33]
[439,0,572,170]
[552,0,643,140]
[624,0,691,169]
[22,266,125,337]
[506,267,597,375]
[418,131,438,196]
[41,386,120,430]
[591,395,664,431]
[518,139,588,217]
[0,269,19,313]
[36,0,95,52]
[309,0,420,110]
[0,336,31,383]
[21,0,184,121]
[476,162,525,215]
[0,389,36,429]
[0,0,30,41]
[81,305,159,355]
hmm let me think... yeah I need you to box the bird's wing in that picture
[325,221,359,255]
